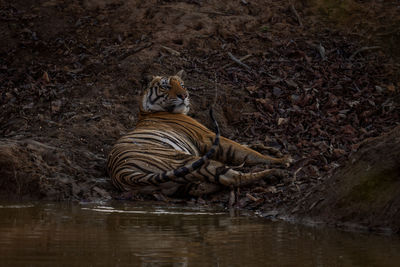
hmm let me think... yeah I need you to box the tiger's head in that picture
[140,70,190,114]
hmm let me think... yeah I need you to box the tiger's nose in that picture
[177,93,187,100]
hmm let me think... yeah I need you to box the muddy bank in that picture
[264,125,400,233]
[0,138,111,201]
[1,0,399,231]
[287,126,400,233]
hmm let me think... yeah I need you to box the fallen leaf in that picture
[387,84,396,92]
[341,124,356,135]
[277,117,288,125]
[42,71,50,83]
[285,79,298,88]
[246,85,257,93]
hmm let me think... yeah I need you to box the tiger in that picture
[107,71,292,197]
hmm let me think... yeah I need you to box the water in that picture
[0,202,399,267]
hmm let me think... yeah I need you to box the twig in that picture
[349,46,381,60]
[223,54,252,68]
[160,6,232,16]
[290,3,303,27]
[118,42,153,60]
[309,198,324,210]
[317,43,326,60]
[161,45,181,56]
[212,72,218,108]
[227,52,251,70]
[229,187,236,207]
[293,167,303,182]
[308,42,326,60]
[199,10,232,16]
[13,164,21,196]
[246,193,259,202]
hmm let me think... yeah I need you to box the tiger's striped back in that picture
[107,109,220,192]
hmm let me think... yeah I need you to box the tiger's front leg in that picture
[214,136,292,167]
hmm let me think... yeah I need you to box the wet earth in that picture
[0,0,399,232]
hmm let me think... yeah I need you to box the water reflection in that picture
[0,202,399,266]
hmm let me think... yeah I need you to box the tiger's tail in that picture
[149,108,220,183]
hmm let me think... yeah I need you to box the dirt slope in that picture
[290,126,400,233]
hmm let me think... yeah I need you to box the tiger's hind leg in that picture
[246,143,283,157]
[200,160,286,187]
[109,147,286,196]
[168,158,287,188]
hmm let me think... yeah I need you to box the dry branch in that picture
[223,54,252,68]
[317,43,326,60]
[290,3,303,27]
[350,46,381,60]
[161,45,181,56]
[227,52,251,70]
[118,42,153,60]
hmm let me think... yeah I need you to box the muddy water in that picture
[0,202,399,267]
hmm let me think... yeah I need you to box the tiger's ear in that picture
[175,70,185,78]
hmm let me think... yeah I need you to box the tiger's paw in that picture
[271,155,293,167]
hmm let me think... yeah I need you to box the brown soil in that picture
[1,0,399,231]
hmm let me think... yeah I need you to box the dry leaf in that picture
[42,71,50,83]
[246,85,257,93]
[387,84,396,92]
[278,117,288,125]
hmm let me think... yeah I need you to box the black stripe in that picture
[118,154,172,171]
[138,158,171,171]
[136,177,153,186]
[202,161,214,182]
[148,88,154,103]
[214,167,229,184]
[204,147,215,158]
[226,145,233,162]
[198,168,211,182]
[191,158,205,169]
[214,135,219,145]
[143,117,208,132]
[119,172,140,185]
[174,166,189,177]
[154,173,163,183]
[217,142,224,160]
[151,93,164,104]
[147,176,159,186]
[128,133,192,151]
[161,172,169,182]
[209,109,220,134]
[116,162,151,174]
